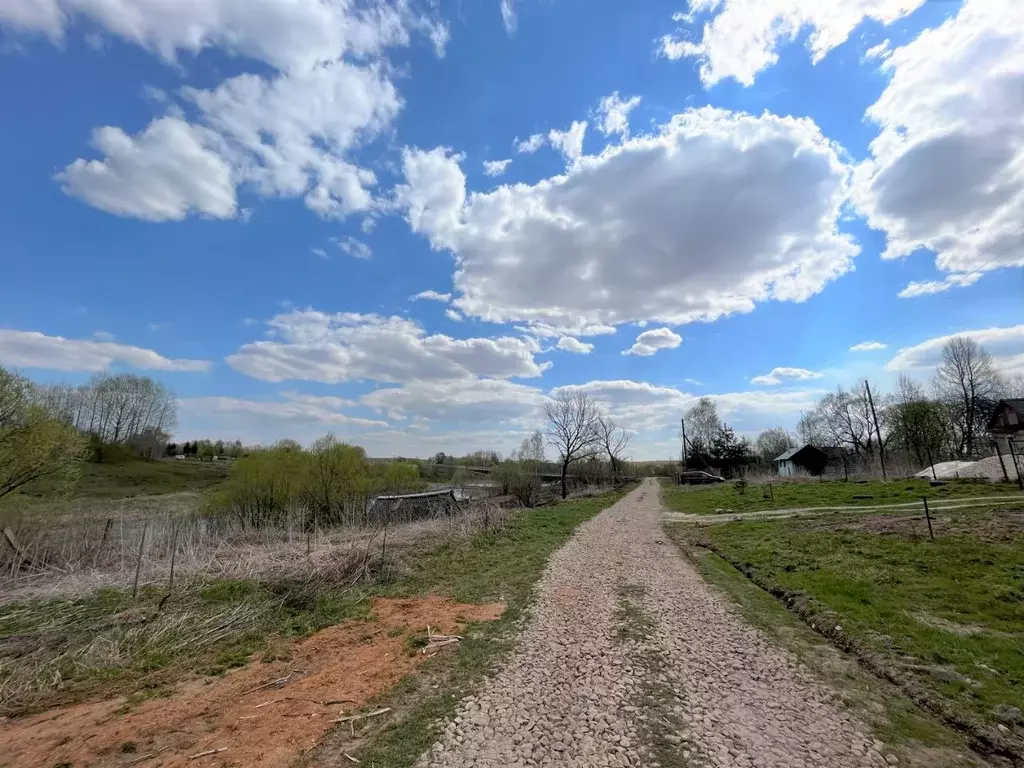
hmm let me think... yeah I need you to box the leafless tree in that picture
[35,373,177,460]
[1005,373,1024,399]
[934,336,1002,458]
[754,427,794,463]
[684,397,722,449]
[799,384,884,457]
[546,390,601,498]
[595,414,630,480]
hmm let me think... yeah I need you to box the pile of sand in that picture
[915,455,1020,482]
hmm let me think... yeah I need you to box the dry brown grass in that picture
[0,493,511,715]
[1,494,510,604]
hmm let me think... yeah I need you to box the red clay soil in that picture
[1,595,504,768]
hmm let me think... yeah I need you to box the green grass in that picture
[70,459,230,498]
[659,476,1022,516]
[677,507,1024,751]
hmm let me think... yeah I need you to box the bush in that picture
[205,435,424,529]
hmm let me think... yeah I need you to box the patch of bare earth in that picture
[0,596,503,767]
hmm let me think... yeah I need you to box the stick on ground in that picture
[329,707,392,724]
[188,747,227,760]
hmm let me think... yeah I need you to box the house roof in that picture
[773,444,826,462]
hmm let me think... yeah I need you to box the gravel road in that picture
[416,479,894,768]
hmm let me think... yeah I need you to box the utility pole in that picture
[680,417,687,467]
[865,379,887,481]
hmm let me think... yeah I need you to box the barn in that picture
[773,444,828,477]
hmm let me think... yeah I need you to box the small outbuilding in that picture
[773,444,828,477]
[988,400,1024,479]
[988,399,1024,445]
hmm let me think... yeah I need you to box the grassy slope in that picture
[71,459,230,498]
[660,476,1022,516]
[0,487,630,737]
[683,509,1024,746]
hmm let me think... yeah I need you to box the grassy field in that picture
[660,476,1022,516]
[69,459,231,498]
[670,505,1024,759]
[0,486,630,737]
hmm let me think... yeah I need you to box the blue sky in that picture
[1,0,1022,459]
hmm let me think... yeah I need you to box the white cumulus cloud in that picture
[411,290,452,302]
[885,325,1024,376]
[226,310,548,384]
[555,337,595,354]
[596,92,642,137]
[397,107,856,330]
[483,158,512,177]
[362,377,545,424]
[548,120,588,165]
[850,340,888,352]
[854,0,1024,284]
[750,367,823,386]
[18,1,445,222]
[0,0,446,72]
[513,134,546,154]
[897,272,983,298]
[0,329,210,372]
[659,0,925,87]
[624,328,682,357]
[334,235,372,260]
[57,117,236,221]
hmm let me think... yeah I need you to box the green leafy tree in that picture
[1,366,88,500]
[710,425,752,477]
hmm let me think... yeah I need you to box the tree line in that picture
[34,372,176,461]
[796,337,1021,466]
[682,336,1022,477]
[207,435,422,528]
[2,366,186,500]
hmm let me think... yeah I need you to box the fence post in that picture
[168,521,179,594]
[921,497,934,541]
[132,522,148,598]
[1008,440,1024,491]
[865,380,887,481]
[994,441,1010,483]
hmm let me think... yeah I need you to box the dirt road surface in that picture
[416,479,893,768]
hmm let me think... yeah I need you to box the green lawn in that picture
[71,459,230,498]
[674,506,1024,754]
[660,476,1022,516]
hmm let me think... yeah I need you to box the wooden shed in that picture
[366,489,458,524]
[773,444,828,477]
